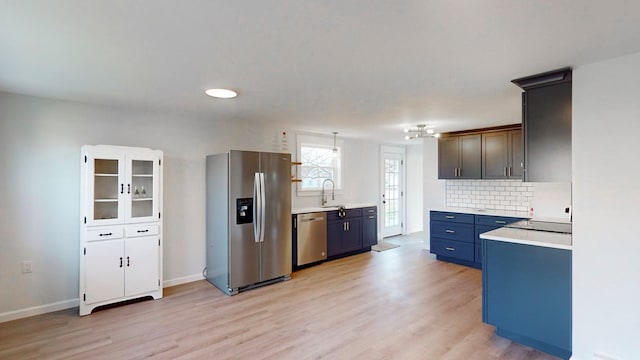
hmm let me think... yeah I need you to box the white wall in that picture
[422,137,446,249]
[406,143,423,233]
[572,52,640,359]
[0,92,382,320]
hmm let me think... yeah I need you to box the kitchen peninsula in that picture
[480,223,572,360]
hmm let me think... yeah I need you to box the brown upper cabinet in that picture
[438,134,482,179]
[512,68,572,182]
[482,129,523,179]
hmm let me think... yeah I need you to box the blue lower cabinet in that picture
[483,240,572,360]
[430,211,523,268]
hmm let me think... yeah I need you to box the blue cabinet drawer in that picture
[431,239,474,262]
[475,215,523,226]
[363,206,377,215]
[431,221,474,243]
[430,211,474,224]
[326,208,362,221]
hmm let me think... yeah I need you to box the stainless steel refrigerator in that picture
[206,150,292,295]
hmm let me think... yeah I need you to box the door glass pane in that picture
[94,159,119,220]
[131,160,153,218]
[384,159,401,228]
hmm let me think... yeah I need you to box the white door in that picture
[84,239,125,304]
[381,147,405,238]
[124,236,160,296]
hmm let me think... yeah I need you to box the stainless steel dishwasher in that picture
[296,212,327,266]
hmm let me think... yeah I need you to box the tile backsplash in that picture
[446,180,572,220]
[446,180,532,212]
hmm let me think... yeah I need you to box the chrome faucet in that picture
[321,178,335,206]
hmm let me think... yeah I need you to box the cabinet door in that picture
[342,218,362,252]
[125,153,161,224]
[482,131,509,179]
[327,221,344,257]
[84,240,125,304]
[508,130,523,179]
[459,134,482,179]
[363,214,377,247]
[124,236,160,296]
[438,137,459,179]
[85,150,125,226]
[524,82,572,182]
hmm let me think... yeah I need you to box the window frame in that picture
[296,134,344,196]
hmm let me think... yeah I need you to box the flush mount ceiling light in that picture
[403,124,440,140]
[205,88,238,99]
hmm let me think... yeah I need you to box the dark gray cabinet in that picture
[512,68,572,182]
[362,207,378,248]
[326,207,376,259]
[482,129,523,179]
[438,134,481,179]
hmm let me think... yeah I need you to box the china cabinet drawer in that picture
[431,221,474,243]
[430,239,474,262]
[87,227,124,241]
[126,224,159,237]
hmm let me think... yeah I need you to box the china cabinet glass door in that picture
[87,153,125,226]
[125,155,160,223]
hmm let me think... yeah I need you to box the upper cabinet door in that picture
[482,131,509,179]
[438,137,460,179]
[508,130,523,179]
[458,134,481,179]
[84,148,126,226]
[125,151,161,224]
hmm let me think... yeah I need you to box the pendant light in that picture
[332,132,338,154]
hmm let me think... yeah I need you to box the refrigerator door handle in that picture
[259,172,266,243]
[254,172,261,243]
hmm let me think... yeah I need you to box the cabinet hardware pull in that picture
[119,257,123,267]
[445,229,455,233]
[445,216,455,219]
[508,166,512,177]
[343,222,346,231]
[120,184,124,194]
[368,210,374,213]
[504,167,508,177]
[369,216,375,219]
[137,229,149,233]
[127,184,131,194]
[99,232,112,236]
[127,256,130,267]
[347,222,350,231]
[495,220,506,224]
[445,247,455,251]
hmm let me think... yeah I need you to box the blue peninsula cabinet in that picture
[482,238,572,360]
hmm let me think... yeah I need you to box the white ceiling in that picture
[2,1,640,143]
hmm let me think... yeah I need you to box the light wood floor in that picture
[0,234,559,360]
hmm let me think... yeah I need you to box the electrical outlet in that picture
[22,260,32,273]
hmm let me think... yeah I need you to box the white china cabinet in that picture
[79,145,163,316]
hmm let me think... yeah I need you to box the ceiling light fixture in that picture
[205,88,238,99]
[332,132,338,153]
[403,124,440,140]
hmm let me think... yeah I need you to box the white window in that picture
[296,134,342,193]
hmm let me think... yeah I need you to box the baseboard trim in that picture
[163,273,205,288]
[0,274,205,323]
[0,298,80,324]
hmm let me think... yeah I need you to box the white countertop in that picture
[292,203,377,214]
[479,227,572,250]
[430,207,531,219]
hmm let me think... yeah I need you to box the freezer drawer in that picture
[297,212,327,266]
